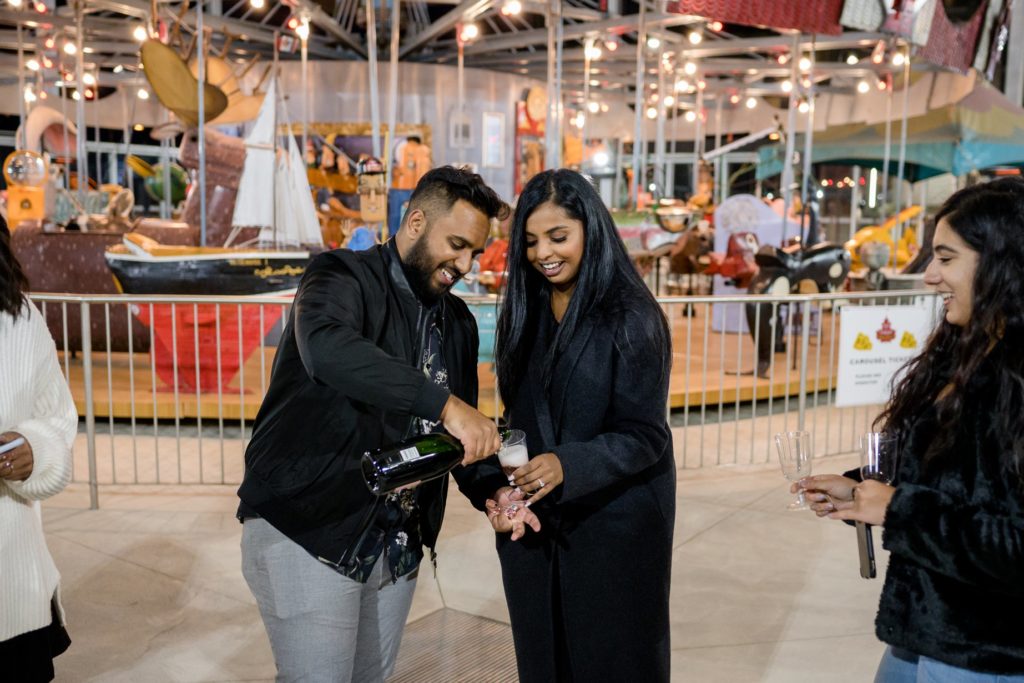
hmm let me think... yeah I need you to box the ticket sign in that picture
[835,304,939,407]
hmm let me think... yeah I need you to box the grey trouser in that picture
[241,518,418,683]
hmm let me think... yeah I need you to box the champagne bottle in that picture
[361,429,511,495]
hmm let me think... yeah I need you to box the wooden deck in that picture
[63,301,840,421]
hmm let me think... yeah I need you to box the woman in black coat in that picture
[798,178,1024,681]
[464,169,676,682]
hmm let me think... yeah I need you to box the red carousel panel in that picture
[918,0,987,72]
[666,0,844,35]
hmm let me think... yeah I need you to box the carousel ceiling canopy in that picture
[0,0,1004,112]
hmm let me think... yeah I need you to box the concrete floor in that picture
[43,441,888,682]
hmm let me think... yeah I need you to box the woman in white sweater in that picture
[0,223,77,682]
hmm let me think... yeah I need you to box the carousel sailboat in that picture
[105,78,322,295]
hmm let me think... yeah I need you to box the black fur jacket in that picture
[877,361,1024,673]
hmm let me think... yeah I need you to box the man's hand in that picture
[0,432,33,482]
[485,487,541,541]
[440,396,501,464]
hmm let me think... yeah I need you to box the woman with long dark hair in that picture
[460,169,675,681]
[0,221,77,682]
[798,177,1024,681]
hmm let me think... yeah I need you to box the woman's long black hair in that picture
[495,169,670,406]
[877,177,1024,478]
[0,218,29,318]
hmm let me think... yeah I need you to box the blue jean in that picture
[876,646,1024,683]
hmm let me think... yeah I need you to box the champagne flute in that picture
[861,432,899,484]
[775,430,813,511]
[497,429,528,483]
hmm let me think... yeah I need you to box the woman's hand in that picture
[827,480,896,526]
[794,474,858,517]
[511,453,563,506]
[0,432,34,482]
[485,487,542,541]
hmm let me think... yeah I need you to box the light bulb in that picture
[295,19,310,40]
[82,72,96,85]
[846,54,859,65]
[674,79,689,93]
[745,97,757,109]
[501,0,521,15]
[26,58,40,71]
[892,51,906,66]
[63,41,77,55]
[9,0,23,7]
[684,60,697,75]
[798,100,810,114]
[459,23,478,42]
[780,80,792,93]
[587,100,600,113]
[647,36,661,50]
[688,31,702,45]
[137,88,149,100]
[798,56,812,71]
[113,64,124,73]
[729,94,740,104]
[250,0,265,8]
[662,95,674,107]
[71,90,80,100]
[585,44,602,60]
[857,80,870,94]
[646,106,658,119]
[133,25,148,42]
[684,110,696,122]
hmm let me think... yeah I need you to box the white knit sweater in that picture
[0,301,77,642]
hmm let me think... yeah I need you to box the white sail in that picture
[231,79,276,232]
[284,133,324,246]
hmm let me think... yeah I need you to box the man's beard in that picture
[402,237,460,305]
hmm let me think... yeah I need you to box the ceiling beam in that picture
[400,0,493,59]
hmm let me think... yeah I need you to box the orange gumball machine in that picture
[3,151,49,229]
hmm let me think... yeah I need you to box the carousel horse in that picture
[667,222,714,296]
[744,204,851,378]
[704,231,759,289]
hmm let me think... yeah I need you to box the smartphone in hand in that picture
[0,437,26,456]
[856,521,876,579]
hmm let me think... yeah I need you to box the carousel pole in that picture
[196,0,208,246]
[713,96,724,202]
[630,0,647,207]
[691,66,704,199]
[654,42,666,196]
[300,18,309,160]
[544,1,556,170]
[882,73,893,211]
[581,37,593,161]
[366,0,382,158]
[892,45,911,269]
[780,33,799,243]
[17,22,26,150]
[800,39,816,243]
[457,38,465,164]
[553,8,564,168]
[75,2,88,211]
[385,0,400,189]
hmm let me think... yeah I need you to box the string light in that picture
[63,40,77,56]
[26,58,40,71]
[846,54,859,65]
[683,60,697,76]
[587,100,600,113]
[645,106,657,119]
[137,88,149,100]
[745,97,757,109]
[500,0,521,16]
[780,80,793,93]
[857,80,870,94]
[249,0,265,8]
[646,36,661,50]
[688,31,702,45]
[132,25,148,42]
[684,110,697,122]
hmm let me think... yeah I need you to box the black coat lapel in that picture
[549,315,597,435]
[527,313,558,451]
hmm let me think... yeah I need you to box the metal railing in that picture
[28,289,939,508]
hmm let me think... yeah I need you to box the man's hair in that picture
[403,166,509,229]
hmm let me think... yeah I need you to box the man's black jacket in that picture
[237,240,481,570]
